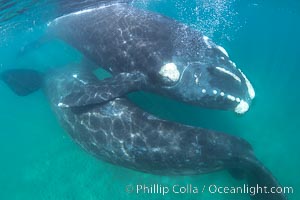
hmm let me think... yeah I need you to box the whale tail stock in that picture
[229,157,288,200]
[0,69,44,96]
[248,160,288,200]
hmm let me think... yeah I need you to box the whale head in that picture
[159,36,255,114]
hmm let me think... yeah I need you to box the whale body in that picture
[1,67,285,200]
[46,3,255,114]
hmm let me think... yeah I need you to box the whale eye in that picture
[159,63,180,84]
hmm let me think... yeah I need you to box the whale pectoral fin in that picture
[58,71,147,107]
[1,69,44,96]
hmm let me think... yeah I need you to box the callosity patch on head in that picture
[216,45,229,57]
[239,69,255,100]
[234,100,249,114]
[159,63,180,82]
[215,66,241,83]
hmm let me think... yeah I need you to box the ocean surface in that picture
[0,0,299,199]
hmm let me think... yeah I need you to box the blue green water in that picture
[0,0,299,199]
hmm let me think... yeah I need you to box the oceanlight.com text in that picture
[125,183,293,196]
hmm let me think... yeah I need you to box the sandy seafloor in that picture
[0,0,299,199]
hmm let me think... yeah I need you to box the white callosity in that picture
[203,35,228,57]
[235,100,249,114]
[159,63,180,82]
[239,69,255,100]
[216,45,229,57]
[200,36,253,114]
[199,86,250,114]
[203,36,212,48]
[227,94,236,101]
[198,89,250,114]
[215,66,241,83]
[200,88,252,114]
[229,60,237,68]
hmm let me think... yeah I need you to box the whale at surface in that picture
[1,67,286,200]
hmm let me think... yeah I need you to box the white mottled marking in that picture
[202,89,206,93]
[236,98,241,103]
[73,8,95,15]
[58,102,69,108]
[220,92,225,96]
[215,67,241,83]
[159,63,180,82]
[239,69,255,99]
[120,141,130,157]
[73,74,87,85]
[229,60,237,68]
[213,90,217,95]
[48,4,117,26]
[217,45,229,57]
[227,95,236,101]
[235,100,249,114]
[203,36,212,48]
[73,4,116,15]
[194,74,199,84]
[152,147,161,152]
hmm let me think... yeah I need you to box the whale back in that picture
[48,3,178,75]
[57,0,134,16]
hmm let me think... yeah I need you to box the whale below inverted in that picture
[1,68,285,200]
[46,3,255,114]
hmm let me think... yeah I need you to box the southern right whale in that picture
[42,3,255,114]
[1,67,286,200]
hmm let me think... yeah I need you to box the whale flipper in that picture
[242,158,288,200]
[0,69,43,96]
[249,168,288,200]
[58,71,147,108]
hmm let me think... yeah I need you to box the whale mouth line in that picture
[199,87,249,113]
